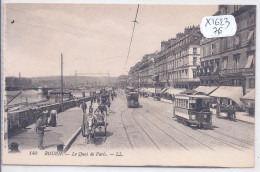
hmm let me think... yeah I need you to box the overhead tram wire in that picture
[6,7,82,30]
[124,4,140,69]
[9,19,88,38]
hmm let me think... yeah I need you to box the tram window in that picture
[203,101,210,109]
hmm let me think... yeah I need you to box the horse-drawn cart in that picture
[82,105,107,143]
[216,104,236,121]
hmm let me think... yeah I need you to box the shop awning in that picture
[245,55,254,68]
[194,86,218,95]
[240,89,255,100]
[210,86,243,107]
[162,88,168,93]
[181,89,197,95]
[165,88,185,95]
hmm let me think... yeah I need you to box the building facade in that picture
[128,53,156,88]
[154,26,201,89]
[197,5,256,95]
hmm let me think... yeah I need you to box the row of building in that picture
[128,5,255,93]
[127,5,255,114]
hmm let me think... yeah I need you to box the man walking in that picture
[35,111,46,150]
[81,101,87,113]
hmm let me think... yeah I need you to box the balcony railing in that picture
[172,78,200,82]
[197,66,255,76]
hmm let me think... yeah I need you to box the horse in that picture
[216,104,236,121]
[82,113,97,143]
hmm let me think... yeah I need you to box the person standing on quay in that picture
[81,101,87,113]
[48,109,58,127]
[35,111,46,150]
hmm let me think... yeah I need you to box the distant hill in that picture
[31,76,118,88]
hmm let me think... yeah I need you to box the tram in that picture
[173,94,212,129]
[127,92,139,108]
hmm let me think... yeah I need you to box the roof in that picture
[194,86,218,95]
[240,89,255,100]
[210,86,243,107]
[165,88,185,95]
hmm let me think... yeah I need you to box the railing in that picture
[219,68,243,75]
[197,67,255,76]
[172,78,200,82]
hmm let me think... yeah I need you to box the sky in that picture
[3,3,218,77]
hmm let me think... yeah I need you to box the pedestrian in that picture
[43,109,49,127]
[107,97,111,111]
[35,111,46,150]
[8,142,20,153]
[91,97,93,105]
[97,96,100,105]
[111,94,114,101]
[48,109,58,127]
[228,102,236,121]
[81,101,87,113]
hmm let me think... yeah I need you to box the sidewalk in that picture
[8,101,98,151]
[210,108,254,124]
[235,112,255,124]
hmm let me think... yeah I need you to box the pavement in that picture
[7,101,97,152]
[210,108,254,124]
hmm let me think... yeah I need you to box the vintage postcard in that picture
[1,2,256,167]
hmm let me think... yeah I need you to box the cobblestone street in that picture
[69,92,254,152]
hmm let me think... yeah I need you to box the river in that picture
[5,89,47,106]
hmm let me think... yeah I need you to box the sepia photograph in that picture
[1,1,256,167]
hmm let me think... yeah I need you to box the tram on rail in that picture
[127,92,139,108]
[173,94,212,129]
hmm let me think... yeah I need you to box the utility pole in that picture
[107,72,110,86]
[61,53,64,108]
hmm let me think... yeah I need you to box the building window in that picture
[223,38,228,51]
[193,70,197,78]
[185,69,188,75]
[211,43,215,54]
[193,48,197,54]
[223,57,228,69]
[222,6,228,15]
[234,5,239,11]
[193,57,197,66]
[235,34,240,47]
[247,30,254,43]
[233,54,240,69]
[249,78,255,88]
